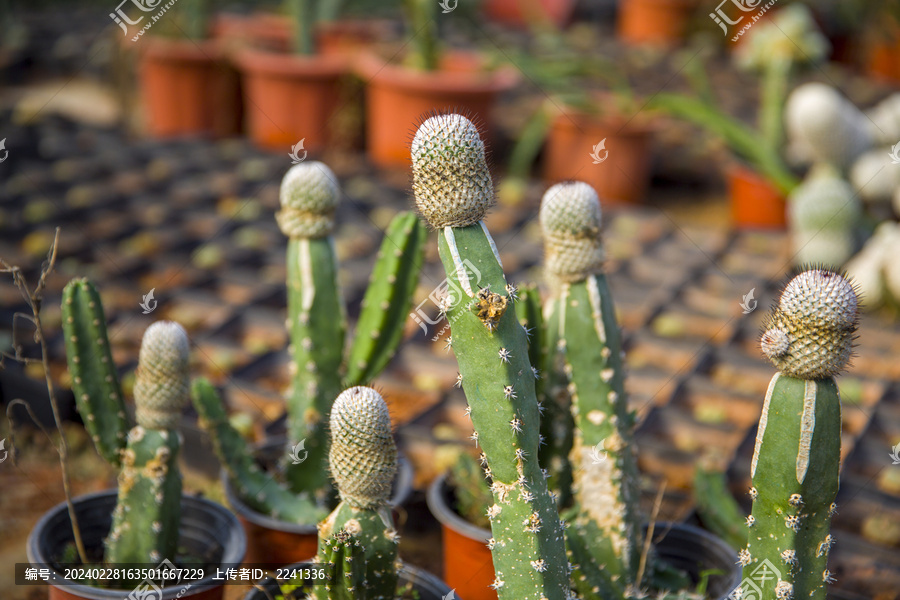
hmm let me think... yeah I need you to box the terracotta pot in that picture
[26,490,246,600]
[234,48,349,151]
[356,51,518,169]
[867,39,900,83]
[728,165,786,229]
[224,437,415,566]
[139,38,242,138]
[316,20,392,58]
[244,560,453,599]
[617,0,697,46]
[543,108,654,205]
[210,12,292,52]
[482,0,577,29]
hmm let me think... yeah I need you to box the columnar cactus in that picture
[539,182,643,597]
[276,161,425,500]
[105,322,190,564]
[411,113,571,600]
[741,269,859,600]
[313,387,400,600]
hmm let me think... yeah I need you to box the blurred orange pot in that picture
[729,165,787,229]
[617,0,697,46]
[482,0,577,29]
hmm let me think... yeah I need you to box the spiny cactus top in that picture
[539,181,604,283]
[277,161,340,239]
[134,321,190,431]
[329,386,398,510]
[760,270,858,380]
[411,114,493,228]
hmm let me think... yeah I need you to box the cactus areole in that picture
[742,269,858,600]
[412,113,571,600]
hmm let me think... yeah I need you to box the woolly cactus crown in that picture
[539,181,605,283]
[761,269,859,380]
[277,161,340,239]
[785,83,871,169]
[411,113,493,228]
[329,386,398,510]
[134,321,190,430]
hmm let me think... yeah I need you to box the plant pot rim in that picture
[233,47,348,77]
[355,49,518,94]
[140,37,226,62]
[26,489,246,599]
[426,471,491,543]
[222,437,415,534]
[551,105,656,135]
[244,559,453,599]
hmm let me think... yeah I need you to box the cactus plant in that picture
[313,386,400,600]
[539,182,643,596]
[740,269,859,600]
[411,113,571,600]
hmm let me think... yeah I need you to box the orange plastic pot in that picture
[316,20,391,58]
[139,38,242,138]
[356,51,517,169]
[728,165,786,229]
[482,0,577,29]
[235,48,349,151]
[617,0,697,46]
[543,108,654,205]
[427,473,496,600]
[210,13,292,52]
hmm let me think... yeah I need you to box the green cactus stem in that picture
[105,322,190,566]
[191,378,326,524]
[278,161,347,499]
[411,113,570,600]
[61,278,128,467]
[539,182,643,594]
[313,387,400,600]
[741,269,858,600]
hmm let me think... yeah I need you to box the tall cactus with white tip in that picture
[539,182,643,597]
[411,113,571,600]
[740,269,858,600]
[313,387,400,600]
[105,322,190,565]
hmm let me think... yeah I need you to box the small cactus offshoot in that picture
[744,269,858,600]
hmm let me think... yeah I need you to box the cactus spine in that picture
[61,279,128,467]
[276,161,425,501]
[411,114,570,600]
[105,322,190,565]
[313,387,400,600]
[540,182,643,596]
[741,269,858,599]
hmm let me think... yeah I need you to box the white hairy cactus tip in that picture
[411,113,493,229]
[277,161,340,239]
[329,386,398,510]
[785,83,872,169]
[539,181,605,283]
[760,269,859,379]
[134,321,191,430]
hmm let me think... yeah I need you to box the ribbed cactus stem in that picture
[314,387,400,600]
[62,278,128,467]
[742,269,858,600]
[540,182,642,596]
[105,322,190,567]
[278,161,346,499]
[412,114,571,600]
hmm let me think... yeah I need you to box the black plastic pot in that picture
[223,436,415,565]
[242,560,454,600]
[428,473,742,600]
[26,489,246,600]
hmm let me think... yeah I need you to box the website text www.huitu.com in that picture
[708,0,780,42]
[109,0,182,43]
